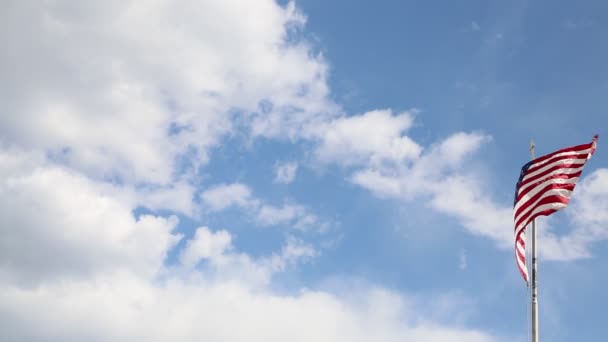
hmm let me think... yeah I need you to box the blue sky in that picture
[1,1,608,341]
[295,1,608,340]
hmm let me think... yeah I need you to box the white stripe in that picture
[519,230,526,242]
[517,166,583,196]
[517,254,528,280]
[528,148,593,170]
[514,188,573,223]
[515,254,526,270]
[515,202,567,236]
[514,177,579,212]
[522,157,587,183]
[515,229,528,282]
[516,241,525,256]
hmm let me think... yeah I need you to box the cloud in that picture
[248,106,517,250]
[257,204,304,225]
[135,182,197,216]
[262,236,318,274]
[0,0,330,185]
[351,169,404,198]
[200,183,256,212]
[0,1,504,341]
[315,110,421,167]
[274,161,298,184]
[255,203,321,230]
[176,228,315,286]
[179,227,233,268]
[251,103,518,250]
[345,130,515,246]
[424,174,513,246]
[0,273,497,342]
[337,118,607,261]
[0,149,497,341]
[0,149,181,286]
[536,168,608,260]
[200,182,325,231]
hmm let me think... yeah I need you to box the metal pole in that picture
[530,140,539,342]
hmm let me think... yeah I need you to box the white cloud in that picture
[200,183,255,212]
[0,0,330,185]
[0,149,181,285]
[274,161,298,184]
[567,169,608,229]
[176,227,277,287]
[179,227,233,268]
[177,229,317,287]
[341,121,608,261]
[256,203,321,231]
[0,1,505,340]
[257,203,305,225]
[425,175,513,247]
[135,182,197,216]
[250,107,516,250]
[0,142,497,341]
[267,236,318,271]
[199,182,324,231]
[0,152,497,341]
[414,136,608,261]
[254,104,515,249]
[0,274,497,342]
[351,169,403,199]
[345,130,515,246]
[315,110,421,167]
[535,168,608,260]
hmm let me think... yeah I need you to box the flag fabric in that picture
[514,135,598,283]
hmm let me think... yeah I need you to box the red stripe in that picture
[514,203,561,282]
[518,162,586,190]
[516,172,582,202]
[528,142,593,168]
[514,228,528,283]
[516,254,528,282]
[515,195,569,230]
[514,182,575,219]
[515,230,526,252]
[525,153,588,175]
[522,208,560,233]
[516,245,526,262]
[515,230,526,251]
[517,207,561,239]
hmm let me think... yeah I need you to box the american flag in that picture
[514,136,598,283]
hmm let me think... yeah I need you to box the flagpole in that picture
[530,139,539,342]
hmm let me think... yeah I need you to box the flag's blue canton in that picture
[514,161,533,206]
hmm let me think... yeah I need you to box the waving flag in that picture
[514,135,598,283]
